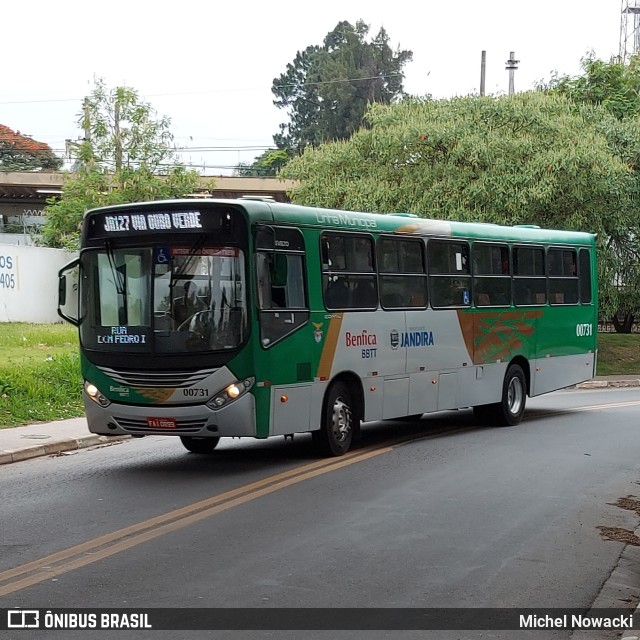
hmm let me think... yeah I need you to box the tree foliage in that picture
[272,20,412,151]
[0,124,62,171]
[281,92,640,321]
[544,52,640,119]
[41,79,199,248]
[544,54,640,328]
[234,149,291,177]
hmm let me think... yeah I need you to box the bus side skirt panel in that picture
[530,353,596,396]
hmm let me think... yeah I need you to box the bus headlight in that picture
[84,381,111,407]
[207,377,254,410]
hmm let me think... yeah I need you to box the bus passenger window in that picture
[428,240,471,308]
[321,232,377,310]
[378,237,427,309]
[548,248,578,305]
[472,243,511,307]
[579,249,592,304]
[513,246,546,306]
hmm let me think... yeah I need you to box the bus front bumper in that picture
[82,391,257,438]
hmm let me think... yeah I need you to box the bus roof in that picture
[83,198,597,246]
[264,201,596,246]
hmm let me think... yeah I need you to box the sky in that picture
[2,0,622,175]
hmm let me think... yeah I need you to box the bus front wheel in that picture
[473,364,527,427]
[313,382,359,457]
[180,436,220,454]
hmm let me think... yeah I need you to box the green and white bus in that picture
[58,198,597,457]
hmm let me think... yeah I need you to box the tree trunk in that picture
[612,312,635,333]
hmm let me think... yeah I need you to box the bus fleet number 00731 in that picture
[576,323,593,337]
[183,388,208,397]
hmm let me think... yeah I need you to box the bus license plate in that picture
[147,417,177,429]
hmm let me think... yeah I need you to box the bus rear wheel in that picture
[473,364,527,427]
[313,382,359,457]
[180,436,220,454]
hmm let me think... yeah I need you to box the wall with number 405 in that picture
[0,244,78,323]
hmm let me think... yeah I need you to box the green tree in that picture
[234,149,291,177]
[272,20,412,151]
[41,79,199,248]
[544,54,640,329]
[281,92,640,322]
[544,52,640,119]
[0,124,62,171]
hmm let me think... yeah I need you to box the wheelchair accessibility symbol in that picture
[154,247,170,264]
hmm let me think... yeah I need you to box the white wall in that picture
[0,234,35,246]
[0,244,78,323]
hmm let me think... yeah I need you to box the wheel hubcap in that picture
[507,377,524,415]
[331,397,352,443]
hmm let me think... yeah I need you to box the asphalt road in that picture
[1,387,640,640]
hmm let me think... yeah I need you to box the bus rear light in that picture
[207,377,254,410]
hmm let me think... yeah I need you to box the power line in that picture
[0,73,404,106]
[3,145,277,154]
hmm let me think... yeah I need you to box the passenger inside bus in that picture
[352,279,377,308]
[325,277,350,308]
[173,281,205,328]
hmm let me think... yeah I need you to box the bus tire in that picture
[180,436,220,454]
[473,364,527,427]
[313,381,358,457]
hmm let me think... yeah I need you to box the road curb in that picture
[0,434,130,465]
[576,380,640,389]
[620,543,640,640]
[621,604,640,640]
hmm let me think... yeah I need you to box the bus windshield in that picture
[79,244,247,354]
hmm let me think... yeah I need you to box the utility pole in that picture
[114,100,123,172]
[83,98,91,144]
[480,50,486,96]
[65,98,93,170]
[505,51,519,96]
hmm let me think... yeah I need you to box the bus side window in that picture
[257,252,305,309]
[548,247,578,305]
[255,226,309,347]
[256,253,274,308]
[513,246,546,306]
[579,249,592,304]
[428,240,471,308]
[472,243,511,307]
[378,236,427,309]
[321,232,377,310]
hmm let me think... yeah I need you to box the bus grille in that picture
[97,366,216,388]
[113,416,208,434]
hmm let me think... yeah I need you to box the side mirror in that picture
[58,258,80,326]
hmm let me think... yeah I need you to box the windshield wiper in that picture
[105,239,126,296]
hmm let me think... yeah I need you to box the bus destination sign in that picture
[102,211,202,233]
[86,207,237,240]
